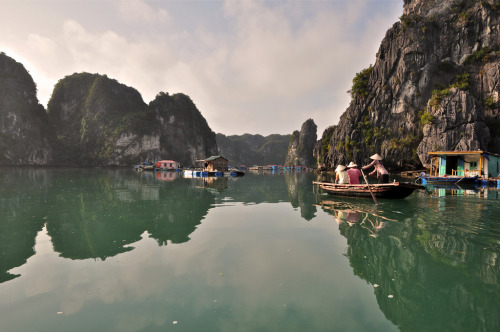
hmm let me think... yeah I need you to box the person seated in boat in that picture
[362,153,389,183]
[335,165,349,184]
[346,162,362,184]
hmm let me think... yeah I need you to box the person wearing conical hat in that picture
[362,153,389,183]
[346,161,362,184]
[335,165,349,184]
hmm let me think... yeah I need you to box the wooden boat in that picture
[134,162,155,171]
[313,181,423,199]
[418,175,478,185]
[228,169,245,177]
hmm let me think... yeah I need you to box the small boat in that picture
[418,175,478,185]
[135,162,155,171]
[228,169,245,177]
[182,170,194,177]
[313,181,423,199]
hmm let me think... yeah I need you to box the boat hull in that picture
[421,176,478,185]
[314,181,423,199]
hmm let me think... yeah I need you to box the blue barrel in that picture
[418,176,428,185]
[497,180,500,189]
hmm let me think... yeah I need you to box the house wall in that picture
[487,155,500,178]
[158,161,178,169]
[207,158,228,171]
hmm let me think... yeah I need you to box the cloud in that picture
[0,0,402,135]
[117,0,170,24]
[176,0,402,135]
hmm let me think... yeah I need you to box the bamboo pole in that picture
[361,169,379,205]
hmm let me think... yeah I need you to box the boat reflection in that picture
[317,199,397,237]
[424,183,500,198]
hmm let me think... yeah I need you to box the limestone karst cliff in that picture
[47,73,217,166]
[285,118,317,168]
[0,52,54,165]
[315,0,500,171]
[216,133,291,166]
[148,92,218,167]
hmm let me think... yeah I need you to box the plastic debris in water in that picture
[388,295,394,298]
[374,284,379,288]
[173,321,178,325]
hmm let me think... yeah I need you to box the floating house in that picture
[427,150,500,180]
[155,160,179,171]
[198,155,228,173]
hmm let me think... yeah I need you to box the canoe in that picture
[313,181,423,199]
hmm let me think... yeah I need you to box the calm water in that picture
[1,168,499,332]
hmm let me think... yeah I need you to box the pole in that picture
[361,169,379,205]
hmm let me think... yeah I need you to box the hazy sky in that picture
[0,0,402,136]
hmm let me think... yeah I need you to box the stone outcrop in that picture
[285,118,317,167]
[315,0,500,170]
[0,52,54,165]
[148,92,218,167]
[417,88,490,157]
[47,73,217,166]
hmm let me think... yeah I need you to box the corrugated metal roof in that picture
[428,151,500,157]
[204,155,227,161]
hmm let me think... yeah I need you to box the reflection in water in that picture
[0,169,48,282]
[318,194,500,331]
[0,169,317,283]
[2,168,499,331]
[0,168,216,277]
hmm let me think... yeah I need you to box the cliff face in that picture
[47,74,217,166]
[285,118,317,167]
[315,0,500,170]
[0,52,54,165]
[148,92,218,167]
[216,133,290,166]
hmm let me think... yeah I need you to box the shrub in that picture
[451,73,470,91]
[484,96,496,109]
[351,65,373,99]
[420,112,435,125]
[429,88,450,109]
[464,47,492,65]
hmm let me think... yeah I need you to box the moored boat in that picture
[313,181,423,199]
[134,162,155,171]
[228,169,245,176]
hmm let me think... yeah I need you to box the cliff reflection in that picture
[0,169,48,282]
[318,197,500,331]
[0,168,216,281]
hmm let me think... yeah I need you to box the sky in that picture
[0,0,403,136]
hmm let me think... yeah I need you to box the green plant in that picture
[420,112,435,125]
[484,96,496,109]
[452,73,470,90]
[429,88,450,109]
[399,13,421,28]
[464,47,492,65]
[351,65,373,99]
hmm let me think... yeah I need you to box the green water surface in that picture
[0,168,499,331]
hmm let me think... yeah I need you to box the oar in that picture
[361,169,379,205]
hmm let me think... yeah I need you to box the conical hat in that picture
[335,165,346,172]
[370,153,382,160]
[347,161,358,168]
